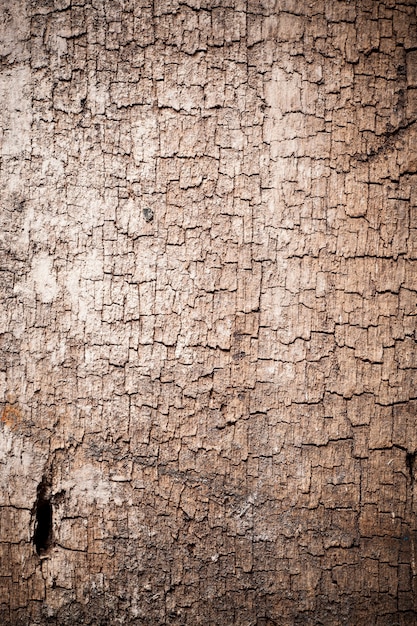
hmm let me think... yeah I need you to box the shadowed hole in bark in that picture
[143,207,154,222]
[33,477,53,555]
[406,452,416,483]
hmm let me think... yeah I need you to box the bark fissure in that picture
[33,476,53,557]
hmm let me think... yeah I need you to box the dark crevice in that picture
[406,452,416,484]
[33,476,53,556]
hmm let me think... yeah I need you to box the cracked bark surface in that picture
[1,1,417,624]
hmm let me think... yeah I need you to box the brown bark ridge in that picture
[1,1,417,624]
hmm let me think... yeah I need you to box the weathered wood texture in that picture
[1,1,417,624]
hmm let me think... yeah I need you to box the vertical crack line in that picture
[406,451,416,484]
[33,475,53,556]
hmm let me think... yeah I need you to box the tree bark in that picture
[1,1,417,624]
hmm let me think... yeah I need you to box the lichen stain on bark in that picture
[0,404,21,429]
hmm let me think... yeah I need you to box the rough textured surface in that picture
[1,1,417,624]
